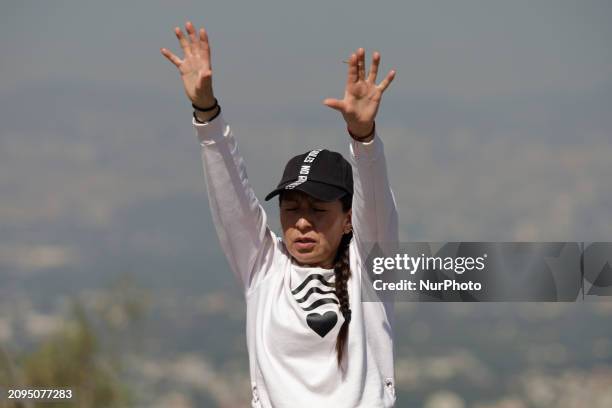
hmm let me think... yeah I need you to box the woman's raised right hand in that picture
[161,21,215,108]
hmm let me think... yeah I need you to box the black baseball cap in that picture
[264,149,353,202]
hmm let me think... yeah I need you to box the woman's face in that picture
[280,190,351,269]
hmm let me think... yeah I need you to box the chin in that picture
[292,253,315,265]
[290,250,320,266]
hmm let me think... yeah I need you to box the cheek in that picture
[280,213,295,230]
[280,217,289,231]
[319,216,345,246]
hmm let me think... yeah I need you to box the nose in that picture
[295,215,313,231]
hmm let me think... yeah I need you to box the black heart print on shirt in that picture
[291,274,340,338]
[307,311,338,338]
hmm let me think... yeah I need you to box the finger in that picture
[323,98,345,112]
[357,48,366,81]
[174,26,191,56]
[367,51,380,83]
[347,53,358,85]
[377,69,396,93]
[160,48,183,68]
[200,27,211,65]
[185,21,199,52]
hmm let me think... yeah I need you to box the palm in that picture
[343,80,381,123]
[323,48,396,135]
[161,22,215,107]
[179,56,209,99]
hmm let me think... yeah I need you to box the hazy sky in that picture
[1,0,611,280]
[2,0,611,96]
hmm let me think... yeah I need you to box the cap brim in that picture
[264,181,349,202]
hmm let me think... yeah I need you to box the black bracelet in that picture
[192,98,218,112]
[193,103,221,124]
[347,121,375,141]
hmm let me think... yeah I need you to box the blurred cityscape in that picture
[1,271,611,407]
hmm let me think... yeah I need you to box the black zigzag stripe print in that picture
[291,273,335,295]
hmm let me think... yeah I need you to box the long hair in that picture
[333,193,353,368]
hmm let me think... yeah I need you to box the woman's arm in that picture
[195,112,276,295]
[323,48,398,254]
[349,134,399,256]
[162,22,275,295]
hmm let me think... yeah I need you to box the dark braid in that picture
[334,230,352,367]
[334,193,353,368]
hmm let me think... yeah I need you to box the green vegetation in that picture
[1,275,150,408]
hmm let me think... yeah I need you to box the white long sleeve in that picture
[194,112,277,296]
[350,135,400,257]
[349,134,399,397]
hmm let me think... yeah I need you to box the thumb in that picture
[322,98,344,112]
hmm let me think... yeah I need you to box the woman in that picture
[161,21,398,408]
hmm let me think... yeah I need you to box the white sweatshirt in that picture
[194,111,399,408]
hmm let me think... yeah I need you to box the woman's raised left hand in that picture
[323,48,396,139]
